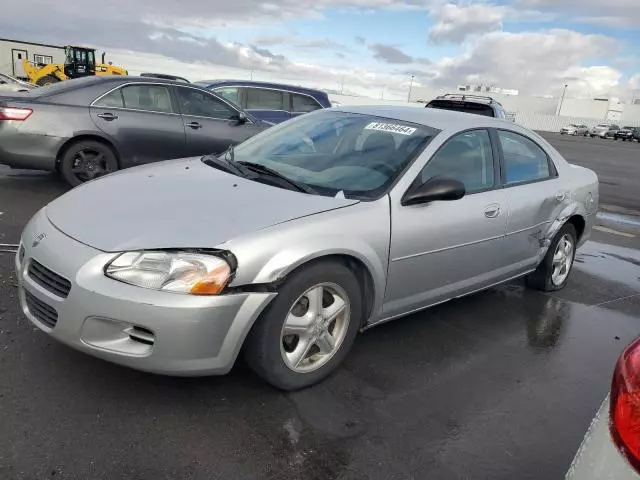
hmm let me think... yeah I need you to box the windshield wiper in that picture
[237,161,318,195]
[201,146,246,176]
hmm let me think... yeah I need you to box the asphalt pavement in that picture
[1,136,640,479]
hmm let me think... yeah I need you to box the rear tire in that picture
[526,223,577,292]
[244,260,362,390]
[59,139,119,187]
[35,75,60,86]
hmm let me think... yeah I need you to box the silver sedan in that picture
[560,123,588,136]
[16,106,599,390]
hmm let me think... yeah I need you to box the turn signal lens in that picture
[610,337,640,473]
[0,107,33,121]
[190,264,232,295]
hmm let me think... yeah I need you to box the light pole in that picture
[340,76,344,95]
[558,83,568,115]
[250,70,254,80]
[380,84,385,100]
[407,75,415,102]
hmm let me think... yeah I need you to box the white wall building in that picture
[0,38,65,79]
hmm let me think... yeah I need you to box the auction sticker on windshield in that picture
[365,122,416,136]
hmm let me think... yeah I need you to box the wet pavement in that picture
[1,137,640,479]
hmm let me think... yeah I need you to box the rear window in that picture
[426,100,494,117]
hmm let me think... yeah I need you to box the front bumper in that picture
[15,208,276,376]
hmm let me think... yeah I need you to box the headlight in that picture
[105,251,232,295]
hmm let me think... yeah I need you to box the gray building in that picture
[0,38,65,80]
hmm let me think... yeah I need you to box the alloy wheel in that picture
[551,234,574,286]
[70,148,114,182]
[280,283,350,373]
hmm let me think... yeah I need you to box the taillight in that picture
[610,337,640,472]
[0,107,33,121]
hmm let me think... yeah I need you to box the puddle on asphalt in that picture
[575,241,640,288]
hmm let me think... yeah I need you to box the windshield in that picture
[225,110,439,200]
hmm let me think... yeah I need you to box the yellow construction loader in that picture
[23,45,127,86]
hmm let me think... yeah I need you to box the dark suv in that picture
[613,126,640,142]
[425,94,509,120]
[194,80,332,124]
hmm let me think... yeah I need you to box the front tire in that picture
[244,260,362,390]
[526,223,577,292]
[60,139,119,187]
[35,75,60,86]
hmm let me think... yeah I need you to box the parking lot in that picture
[1,133,639,479]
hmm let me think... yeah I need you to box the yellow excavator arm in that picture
[22,60,69,85]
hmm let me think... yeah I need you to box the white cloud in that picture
[430,29,624,96]
[428,3,505,44]
[0,0,635,101]
[519,0,640,28]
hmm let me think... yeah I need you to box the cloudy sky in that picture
[1,0,638,100]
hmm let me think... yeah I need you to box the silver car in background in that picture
[560,123,588,136]
[589,123,619,138]
[0,72,35,93]
[16,106,598,390]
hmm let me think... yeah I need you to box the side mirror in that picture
[232,111,248,125]
[401,177,466,206]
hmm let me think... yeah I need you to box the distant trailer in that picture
[0,38,66,80]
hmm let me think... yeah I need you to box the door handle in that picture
[97,112,118,121]
[186,122,202,129]
[484,204,501,218]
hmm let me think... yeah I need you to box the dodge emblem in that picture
[32,233,46,248]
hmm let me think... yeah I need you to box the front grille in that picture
[28,259,71,298]
[25,290,58,328]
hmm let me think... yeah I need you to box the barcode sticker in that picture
[364,122,416,136]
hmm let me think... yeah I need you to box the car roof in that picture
[196,79,327,97]
[334,105,515,131]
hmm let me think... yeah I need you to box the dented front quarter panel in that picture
[220,198,391,324]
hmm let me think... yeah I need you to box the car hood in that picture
[46,157,359,252]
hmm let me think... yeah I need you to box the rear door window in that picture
[246,88,285,110]
[214,87,240,106]
[120,85,174,113]
[94,89,124,108]
[498,130,551,185]
[176,87,238,120]
[291,93,322,113]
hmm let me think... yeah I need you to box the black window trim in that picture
[174,85,247,122]
[404,127,501,200]
[491,127,559,188]
[90,82,181,116]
